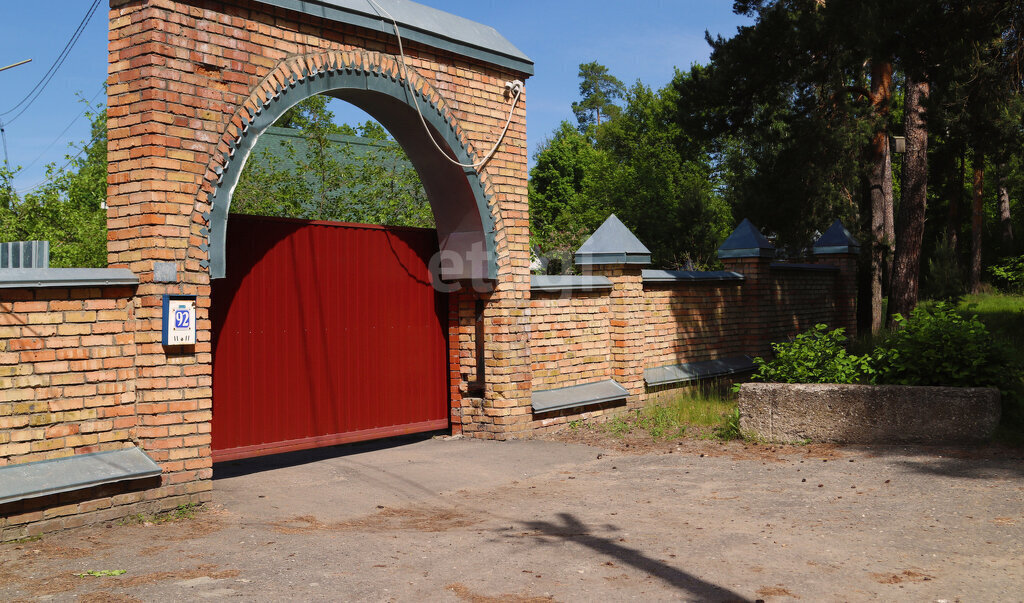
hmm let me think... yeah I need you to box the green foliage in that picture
[530,66,732,269]
[988,255,1024,293]
[953,294,1024,445]
[636,404,687,440]
[571,61,625,132]
[528,121,611,262]
[0,98,108,268]
[672,4,872,249]
[118,502,199,526]
[74,570,127,578]
[233,95,432,228]
[593,80,732,267]
[751,324,872,384]
[922,234,966,302]
[590,387,739,440]
[752,304,1021,393]
[711,408,742,441]
[872,304,1017,390]
[602,414,634,438]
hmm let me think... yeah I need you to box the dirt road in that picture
[2,436,1022,601]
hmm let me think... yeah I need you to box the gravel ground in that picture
[1,435,1022,602]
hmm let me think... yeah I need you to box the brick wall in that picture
[643,281,747,371]
[524,255,858,431]
[528,292,612,391]
[0,284,211,541]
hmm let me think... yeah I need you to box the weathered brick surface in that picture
[643,281,747,370]
[528,292,611,391]
[0,286,138,468]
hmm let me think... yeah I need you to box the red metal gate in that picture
[210,214,449,462]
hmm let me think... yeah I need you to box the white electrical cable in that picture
[365,0,522,169]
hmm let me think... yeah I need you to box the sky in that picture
[0,1,751,195]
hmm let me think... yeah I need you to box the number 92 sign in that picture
[162,295,197,346]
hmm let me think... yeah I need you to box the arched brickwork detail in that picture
[188,50,501,281]
[105,0,534,460]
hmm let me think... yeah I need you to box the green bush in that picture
[750,324,871,384]
[872,304,1015,390]
[989,255,1024,293]
[750,305,1020,392]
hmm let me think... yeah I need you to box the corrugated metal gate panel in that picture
[211,214,448,462]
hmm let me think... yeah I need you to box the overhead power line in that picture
[0,0,101,126]
[15,131,102,196]
[19,87,105,173]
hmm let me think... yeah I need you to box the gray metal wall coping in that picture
[717,218,774,259]
[769,262,839,272]
[255,0,533,74]
[716,247,775,259]
[644,356,756,387]
[530,275,613,293]
[0,447,162,505]
[531,379,629,414]
[813,245,860,255]
[575,214,652,266]
[0,268,140,289]
[642,269,744,283]
[813,219,859,252]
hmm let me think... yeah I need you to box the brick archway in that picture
[197,50,499,281]
[105,0,536,475]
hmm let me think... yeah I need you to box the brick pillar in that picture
[717,219,776,358]
[584,264,646,407]
[574,214,652,407]
[813,220,860,338]
[814,252,859,338]
[719,255,775,358]
[106,1,214,498]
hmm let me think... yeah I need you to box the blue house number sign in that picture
[162,295,197,345]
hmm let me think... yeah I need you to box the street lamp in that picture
[0,59,32,73]
[0,59,32,167]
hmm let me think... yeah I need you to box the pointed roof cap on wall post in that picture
[574,214,651,266]
[813,219,860,255]
[716,218,775,259]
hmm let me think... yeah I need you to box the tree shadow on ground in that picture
[516,512,749,602]
[849,444,1024,479]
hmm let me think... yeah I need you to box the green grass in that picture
[958,293,1024,364]
[118,502,199,526]
[956,293,1024,446]
[596,385,740,441]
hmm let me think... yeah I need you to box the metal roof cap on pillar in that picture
[574,214,651,266]
[254,0,533,74]
[813,219,860,254]
[716,218,775,259]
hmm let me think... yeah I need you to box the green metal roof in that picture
[254,0,533,75]
[248,126,407,177]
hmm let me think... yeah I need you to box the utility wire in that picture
[15,131,102,196]
[0,0,101,125]
[364,0,523,169]
[19,87,105,173]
